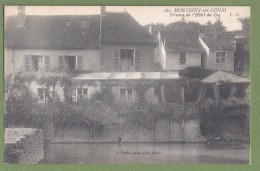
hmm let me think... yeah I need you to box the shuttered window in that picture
[72,87,77,102]
[24,55,31,71]
[44,56,50,71]
[59,56,64,71]
[77,56,83,70]
[114,49,120,71]
[37,88,46,103]
[134,49,141,71]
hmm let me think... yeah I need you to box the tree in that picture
[213,19,226,32]
[4,70,72,127]
[5,73,35,127]
[239,17,250,37]
[201,19,226,33]
[234,17,250,76]
[17,71,72,102]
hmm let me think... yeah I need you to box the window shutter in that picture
[24,55,31,71]
[44,56,50,71]
[135,49,141,71]
[72,87,77,102]
[113,49,120,71]
[58,56,64,71]
[77,56,83,70]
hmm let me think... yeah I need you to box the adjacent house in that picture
[199,33,236,71]
[157,31,204,71]
[100,11,157,72]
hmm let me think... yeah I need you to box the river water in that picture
[44,142,250,164]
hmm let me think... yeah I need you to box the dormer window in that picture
[80,21,90,28]
[65,22,72,27]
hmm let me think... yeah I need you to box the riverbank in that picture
[44,142,250,164]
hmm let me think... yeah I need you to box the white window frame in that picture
[113,48,141,72]
[216,52,226,63]
[76,88,88,102]
[37,88,46,103]
[59,55,82,71]
[179,53,187,65]
[31,55,50,72]
[120,88,134,103]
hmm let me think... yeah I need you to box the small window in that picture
[179,53,186,65]
[77,88,88,101]
[216,52,225,63]
[37,88,46,103]
[120,88,134,103]
[80,21,90,28]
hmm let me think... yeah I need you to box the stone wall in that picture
[5,128,44,164]
[42,103,204,143]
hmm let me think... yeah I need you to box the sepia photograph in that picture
[4,6,250,164]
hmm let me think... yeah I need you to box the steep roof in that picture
[201,71,250,83]
[100,12,157,44]
[5,15,101,49]
[160,31,204,53]
[5,12,157,49]
[200,35,235,51]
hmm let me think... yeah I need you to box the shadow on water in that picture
[43,142,250,164]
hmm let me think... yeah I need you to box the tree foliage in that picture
[145,19,227,33]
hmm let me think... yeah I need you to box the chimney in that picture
[99,6,106,47]
[149,24,153,35]
[17,6,25,28]
[101,6,106,16]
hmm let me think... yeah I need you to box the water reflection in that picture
[44,143,250,164]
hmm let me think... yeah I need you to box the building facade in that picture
[157,31,204,71]
[199,33,236,71]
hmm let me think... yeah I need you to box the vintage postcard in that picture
[4,6,250,164]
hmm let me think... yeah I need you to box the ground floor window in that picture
[77,88,88,101]
[120,88,133,103]
[37,88,46,103]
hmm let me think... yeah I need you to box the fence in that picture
[43,115,204,143]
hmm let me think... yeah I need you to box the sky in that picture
[5,6,250,31]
